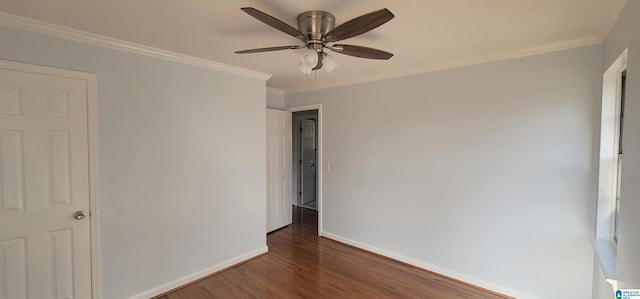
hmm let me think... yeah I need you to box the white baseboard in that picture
[320,232,538,299]
[128,246,268,299]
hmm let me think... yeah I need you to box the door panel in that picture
[0,237,27,299]
[50,229,74,299]
[0,130,24,211]
[48,131,72,205]
[266,109,292,233]
[301,119,317,205]
[0,68,91,299]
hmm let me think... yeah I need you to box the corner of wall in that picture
[320,232,539,299]
[127,246,268,299]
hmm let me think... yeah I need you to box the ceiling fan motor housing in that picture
[297,10,335,50]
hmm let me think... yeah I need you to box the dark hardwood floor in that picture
[157,207,511,299]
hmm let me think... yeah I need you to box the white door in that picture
[266,109,292,233]
[0,66,92,299]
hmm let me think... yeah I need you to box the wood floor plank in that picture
[156,207,512,299]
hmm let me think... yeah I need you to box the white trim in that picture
[284,36,601,94]
[596,48,627,241]
[321,232,538,299]
[594,49,627,287]
[128,246,268,299]
[0,12,272,81]
[287,104,323,235]
[86,68,101,299]
[593,238,618,280]
[596,0,629,40]
[0,59,101,299]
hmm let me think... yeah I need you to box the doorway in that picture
[293,110,318,210]
[288,104,323,235]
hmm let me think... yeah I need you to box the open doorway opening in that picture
[288,104,322,235]
[293,110,318,210]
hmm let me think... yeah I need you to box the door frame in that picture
[0,59,101,298]
[287,104,323,235]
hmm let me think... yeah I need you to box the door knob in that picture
[73,211,87,220]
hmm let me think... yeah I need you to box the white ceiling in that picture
[0,0,626,93]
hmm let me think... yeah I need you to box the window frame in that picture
[596,48,627,246]
[613,70,626,243]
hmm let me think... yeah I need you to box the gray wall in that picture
[266,88,285,109]
[286,45,602,298]
[602,0,640,290]
[0,26,267,298]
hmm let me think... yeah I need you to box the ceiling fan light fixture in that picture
[323,53,338,72]
[298,60,313,75]
[301,49,318,67]
[299,48,318,74]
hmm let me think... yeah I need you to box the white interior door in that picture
[0,67,92,299]
[266,109,292,233]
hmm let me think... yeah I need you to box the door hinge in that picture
[299,160,302,164]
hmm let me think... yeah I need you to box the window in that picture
[613,70,626,243]
[594,49,627,283]
[596,49,627,246]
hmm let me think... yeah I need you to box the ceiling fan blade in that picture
[325,8,394,42]
[241,7,306,41]
[235,45,303,54]
[330,44,393,60]
[313,52,323,70]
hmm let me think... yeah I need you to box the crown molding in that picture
[0,12,272,81]
[596,0,628,40]
[284,36,602,94]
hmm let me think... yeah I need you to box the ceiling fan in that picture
[235,7,395,74]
